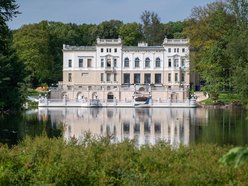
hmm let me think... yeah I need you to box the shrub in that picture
[0,136,248,185]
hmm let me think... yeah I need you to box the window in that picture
[168,59,171,67]
[181,72,185,82]
[124,57,129,68]
[114,48,117,52]
[135,57,140,68]
[68,73,72,82]
[174,59,179,67]
[182,48,185,53]
[155,74,161,84]
[168,48,171,53]
[181,58,185,67]
[79,59,83,68]
[101,48,104,52]
[101,59,104,67]
[68,59,72,68]
[155,57,161,68]
[101,73,104,82]
[177,48,179,53]
[106,73,111,82]
[109,48,111,53]
[114,74,117,82]
[87,59,92,68]
[168,73,171,82]
[114,58,117,67]
[145,57,150,68]
[144,73,151,84]
[134,73,140,84]
[175,73,178,82]
[124,73,130,84]
[174,48,176,53]
[106,48,108,52]
[107,59,111,67]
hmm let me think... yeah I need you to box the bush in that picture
[0,136,248,185]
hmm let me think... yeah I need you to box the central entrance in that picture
[107,92,114,102]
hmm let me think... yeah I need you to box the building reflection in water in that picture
[38,108,200,147]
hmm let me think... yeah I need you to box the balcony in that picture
[104,67,116,72]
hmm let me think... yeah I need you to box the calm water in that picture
[0,108,248,147]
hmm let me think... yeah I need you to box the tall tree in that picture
[140,11,164,45]
[0,0,25,111]
[184,1,236,97]
[118,23,143,46]
[13,21,53,86]
[97,20,123,39]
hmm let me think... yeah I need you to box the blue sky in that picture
[8,0,214,29]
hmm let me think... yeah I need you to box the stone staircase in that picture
[194,91,208,102]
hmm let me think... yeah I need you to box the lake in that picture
[0,107,248,147]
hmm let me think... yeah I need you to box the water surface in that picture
[0,108,247,147]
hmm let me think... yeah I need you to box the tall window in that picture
[174,59,179,67]
[155,57,161,68]
[68,59,72,67]
[68,73,72,82]
[168,48,171,53]
[107,59,111,67]
[106,73,111,82]
[114,48,117,52]
[174,48,176,53]
[135,57,140,68]
[168,73,171,82]
[181,72,185,82]
[168,59,171,67]
[124,73,130,84]
[175,73,178,82]
[79,59,83,68]
[114,58,117,67]
[101,59,104,67]
[145,57,150,68]
[87,59,92,68]
[144,73,151,84]
[155,74,161,84]
[177,48,179,53]
[182,48,185,53]
[101,48,104,52]
[181,58,185,67]
[134,73,140,84]
[124,57,129,68]
[101,73,104,82]
[114,74,117,82]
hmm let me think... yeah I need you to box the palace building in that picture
[51,37,191,102]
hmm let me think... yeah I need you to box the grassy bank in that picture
[0,136,248,185]
[200,93,248,107]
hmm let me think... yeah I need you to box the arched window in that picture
[135,57,140,68]
[155,57,161,68]
[124,57,129,68]
[145,57,150,68]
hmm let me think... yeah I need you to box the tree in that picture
[140,11,164,45]
[0,0,25,111]
[118,23,143,46]
[163,21,185,39]
[13,21,53,86]
[97,20,123,39]
[184,1,236,97]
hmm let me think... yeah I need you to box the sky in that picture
[8,0,214,29]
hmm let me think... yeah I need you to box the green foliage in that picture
[97,20,123,39]
[140,10,164,45]
[1,136,248,185]
[118,22,143,46]
[0,0,25,112]
[184,0,248,100]
[220,147,248,167]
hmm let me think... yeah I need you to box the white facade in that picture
[52,37,190,102]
